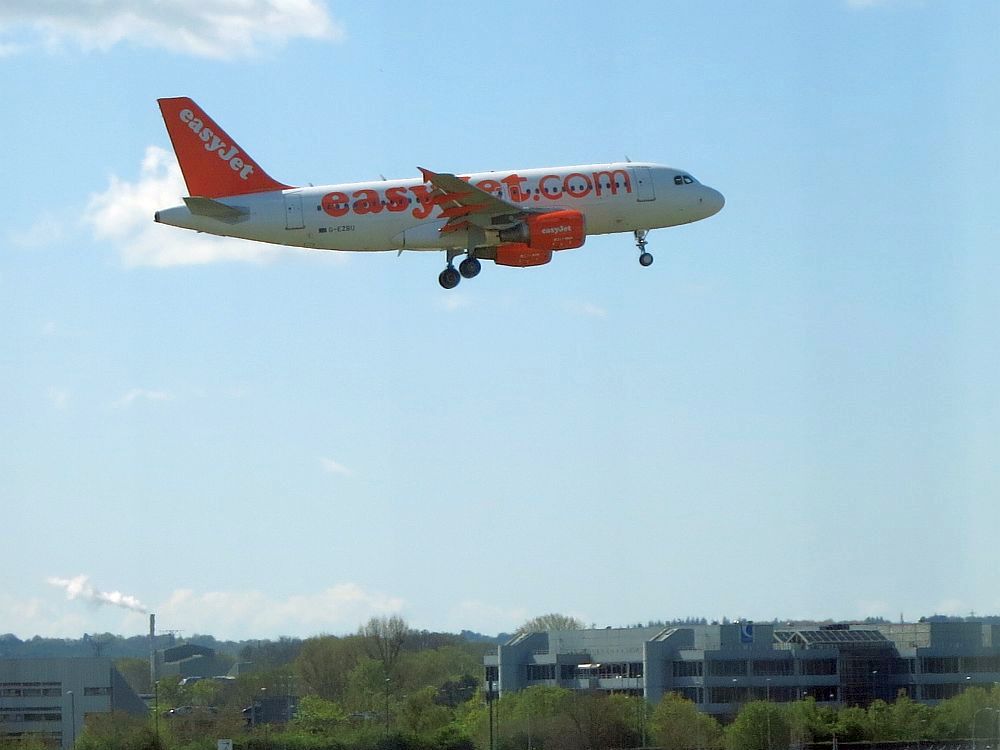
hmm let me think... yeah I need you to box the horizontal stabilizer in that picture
[183,196,248,220]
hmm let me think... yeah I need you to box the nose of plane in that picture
[701,186,725,217]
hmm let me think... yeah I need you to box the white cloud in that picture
[320,457,353,476]
[0,0,343,59]
[86,146,288,267]
[47,574,147,613]
[113,388,174,407]
[158,584,404,639]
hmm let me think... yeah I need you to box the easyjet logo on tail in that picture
[157,96,290,198]
[178,108,255,181]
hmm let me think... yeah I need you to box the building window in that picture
[527,664,555,681]
[801,659,837,676]
[84,687,111,696]
[708,660,747,677]
[673,661,703,677]
[752,659,793,676]
[921,657,961,674]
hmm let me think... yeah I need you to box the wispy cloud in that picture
[46,387,70,409]
[844,0,911,8]
[0,0,344,59]
[438,294,471,312]
[158,584,403,638]
[47,574,147,613]
[113,388,174,408]
[449,600,529,635]
[320,457,354,477]
[8,212,65,249]
[564,300,608,319]
[86,146,288,268]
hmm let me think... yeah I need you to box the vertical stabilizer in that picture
[158,97,291,198]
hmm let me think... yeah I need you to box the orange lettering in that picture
[385,186,409,213]
[592,169,631,197]
[353,188,383,215]
[501,173,529,202]
[539,174,562,200]
[321,191,349,217]
[564,172,592,198]
[409,185,435,219]
[476,178,501,194]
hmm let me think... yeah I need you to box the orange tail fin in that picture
[157,97,291,198]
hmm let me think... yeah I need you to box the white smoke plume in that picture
[47,574,147,613]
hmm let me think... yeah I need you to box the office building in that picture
[484,621,1000,719]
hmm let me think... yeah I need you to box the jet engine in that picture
[497,210,586,252]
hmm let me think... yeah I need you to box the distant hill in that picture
[0,629,512,660]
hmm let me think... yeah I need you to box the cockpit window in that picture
[674,175,683,185]
[683,175,694,184]
[674,174,696,185]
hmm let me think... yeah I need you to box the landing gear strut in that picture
[635,229,653,267]
[439,249,481,289]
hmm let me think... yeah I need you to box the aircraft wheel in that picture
[438,266,461,289]
[639,252,654,267]
[459,257,481,279]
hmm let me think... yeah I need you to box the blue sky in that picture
[2,0,999,640]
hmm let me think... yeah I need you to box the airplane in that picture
[154,97,724,288]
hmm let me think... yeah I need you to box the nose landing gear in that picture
[635,229,653,267]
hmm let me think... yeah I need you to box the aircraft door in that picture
[631,167,656,202]
[284,192,304,229]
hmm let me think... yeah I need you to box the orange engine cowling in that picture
[498,210,586,252]
[494,244,553,267]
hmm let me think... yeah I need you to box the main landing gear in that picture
[635,229,654,267]
[438,250,480,289]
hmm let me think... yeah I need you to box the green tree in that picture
[725,701,790,750]
[400,686,452,736]
[549,691,634,750]
[651,692,723,750]
[833,706,870,743]
[291,694,349,736]
[884,693,933,742]
[76,711,162,750]
[295,635,366,701]
[515,614,584,634]
[361,616,410,680]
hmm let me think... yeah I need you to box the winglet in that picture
[158,97,292,198]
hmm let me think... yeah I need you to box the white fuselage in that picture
[154,162,724,252]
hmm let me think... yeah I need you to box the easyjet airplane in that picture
[154,97,724,288]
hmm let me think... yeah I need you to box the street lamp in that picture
[66,690,76,748]
[973,707,999,750]
[766,679,773,750]
[260,687,268,748]
[384,677,391,738]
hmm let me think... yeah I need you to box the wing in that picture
[417,167,538,237]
